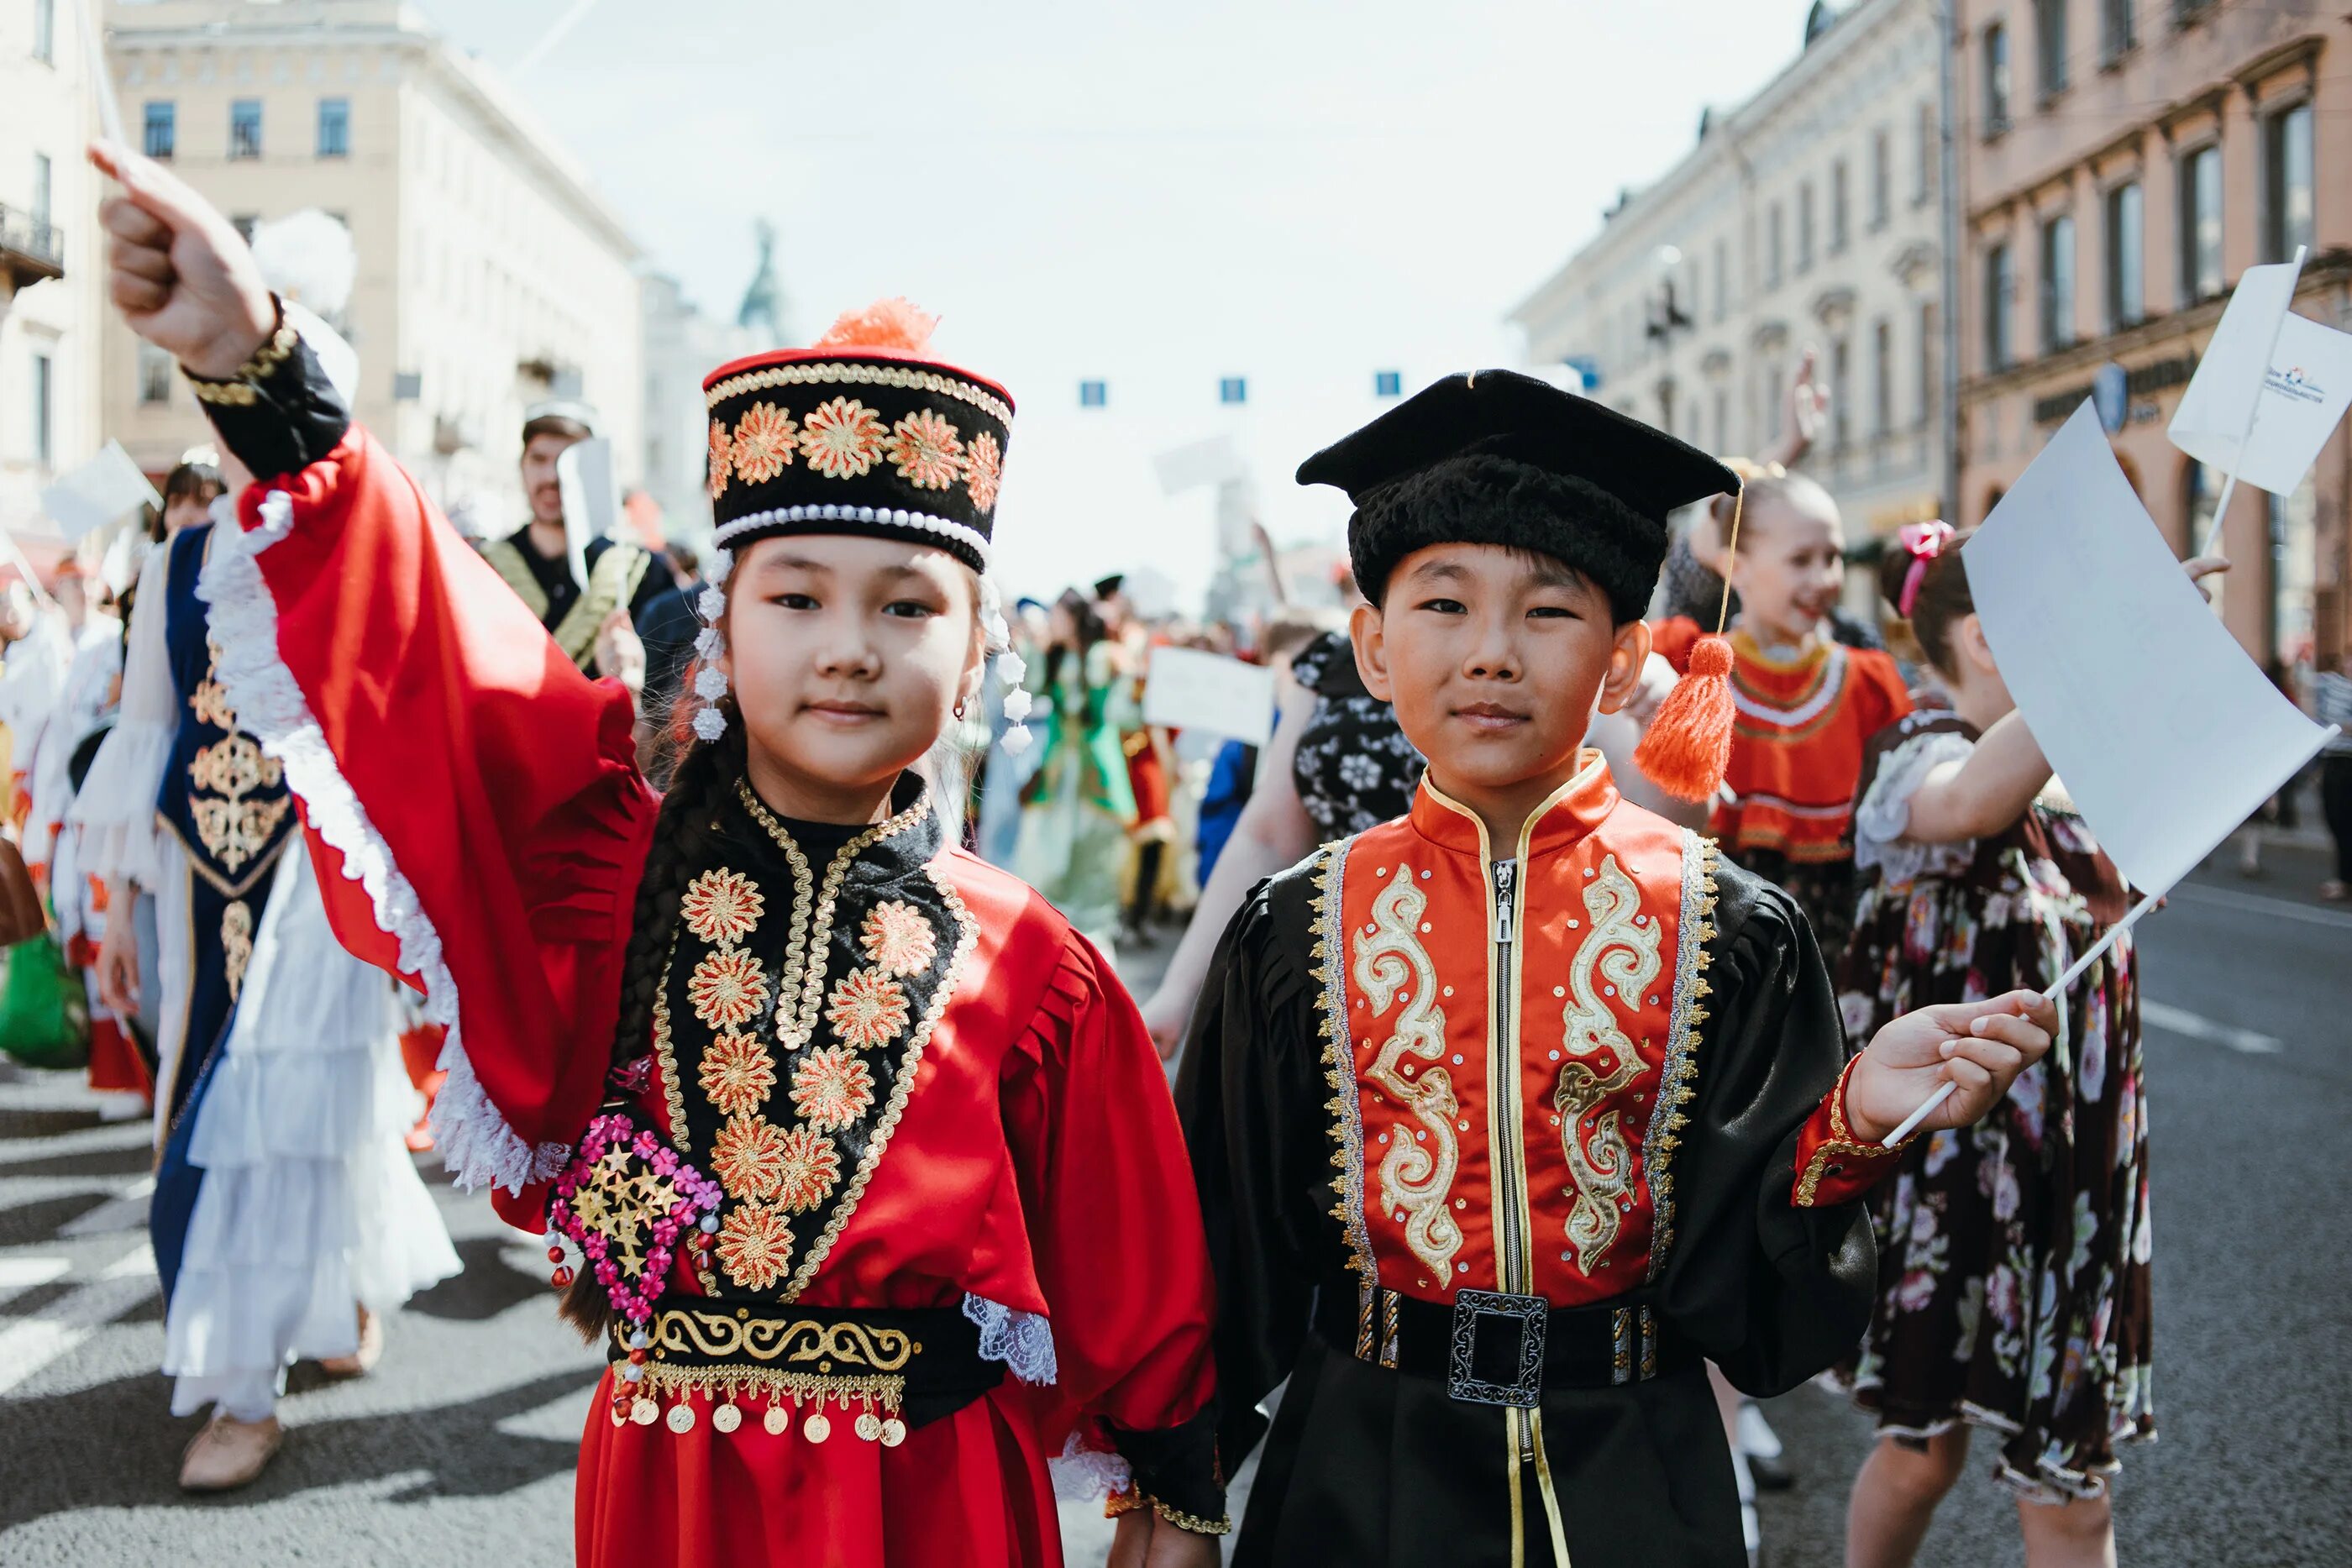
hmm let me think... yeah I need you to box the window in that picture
[31,353,54,468]
[1983,24,2012,134]
[2184,458,2217,551]
[2263,102,2314,264]
[2105,180,2144,329]
[1712,237,1728,322]
[1831,160,1850,253]
[1919,300,1938,423]
[230,214,258,244]
[1915,101,1935,204]
[1873,318,1893,435]
[2040,212,2076,351]
[31,154,50,227]
[2174,0,2213,24]
[1713,387,1729,453]
[230,99,263,160]
[2035,0,2069,98]
[1768,204,1785,288]
[318,97,350,159]
[1984,241,2014,371]
[138,340,175,406]
[1765,360,1786,442]
[2103,0,2137,62]
[144,102,176,160]
[1871,128,1891,229]
[2179,144,2223,304]
[1830,338,1851,452]
[1798,181,1815,272]
[34,0,55,64]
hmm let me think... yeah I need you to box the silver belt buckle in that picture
[1447,1288,1546,1408]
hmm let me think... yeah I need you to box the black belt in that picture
[606,1301,1005,1440]
[1312,1283,1698,1407]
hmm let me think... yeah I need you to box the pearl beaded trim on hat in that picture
[711,503,990,567]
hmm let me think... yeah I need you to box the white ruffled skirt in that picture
[163,836,461,1417]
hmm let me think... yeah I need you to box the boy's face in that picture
[1352,543,1649,794]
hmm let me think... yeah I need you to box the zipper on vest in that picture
[1488,856,1536,1466]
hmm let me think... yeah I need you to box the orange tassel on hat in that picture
[1633,483,1745,802]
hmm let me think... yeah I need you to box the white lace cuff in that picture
[1852,728,1978,884]
[963,1293,1058,1385]
[1049,1428,1134,1502]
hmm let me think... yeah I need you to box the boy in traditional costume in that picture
[1178,370,2055,1568]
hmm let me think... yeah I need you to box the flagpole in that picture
[2198,244,2308,561]
[71,0,124,145]
[1878,884,2166,1147]
[0,523,60,615]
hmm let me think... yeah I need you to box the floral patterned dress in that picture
[1833,709,2155,1501]
[1285,632,1423,837]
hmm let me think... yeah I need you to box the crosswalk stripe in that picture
[57,1175,155,1237]
[2142,999,2284,1056]
[0,1246,159,1398]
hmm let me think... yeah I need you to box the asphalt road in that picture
[2,850,2344,1567]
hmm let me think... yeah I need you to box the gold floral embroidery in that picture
[717,1200,794,1292]
[681,868,766,948]
[885,408,964,490]
[799,396,887,480]
[773,1125,843,1213]
[699,1031,778,1117]
[189,644,238,730]
[1351,867,1462,1280]
[187,789,291,876]
[221,899,254,1001]
[731,401,798,485]
[711,1112,791,1201]
[1645,835,1716,1282]
[1553,853,1662,1275]
[689,949,770,1031]
[789,1045,876,1130]
[858,901,937,978]
[826,968,910,1049]
[963,430,1002,512]
[707,419,733,501]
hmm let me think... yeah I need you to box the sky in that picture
[408,0,1834,605]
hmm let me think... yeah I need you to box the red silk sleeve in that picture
[206,427,657,1219]
[1790,1053,1910,1209]
[1003,932,1219,1483]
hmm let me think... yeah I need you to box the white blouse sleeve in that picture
[68,543,176,889]
[1851,727,1978,885]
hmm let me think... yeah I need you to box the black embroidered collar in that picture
[653,770,974,1303]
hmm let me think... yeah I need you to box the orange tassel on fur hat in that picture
[1633,483,1746,802]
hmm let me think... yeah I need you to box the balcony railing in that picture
[0,205,66,290]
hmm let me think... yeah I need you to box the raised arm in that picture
[93,139,658,1200]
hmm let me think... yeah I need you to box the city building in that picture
[2,0,106,569]
[638,224,782,548]
[1956,0,2349,666]
[1512,0,1950,604]
[99,0,644,533]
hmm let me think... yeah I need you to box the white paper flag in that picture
[1967,403,2336,895]
[2167,257,2352,493]
[556,437,618,593]
[1142,646,1277,743]
[39,442,162,543]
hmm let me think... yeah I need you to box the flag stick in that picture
[0,524,60,615]
[1879,884,2166,1147]
[2198,245,2307,560]
[512,0,600,78]
[72,0,124,147]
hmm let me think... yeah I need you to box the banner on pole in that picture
[39,442,160,543]
[1968,403,2336,895]
[2168,260,2352,494]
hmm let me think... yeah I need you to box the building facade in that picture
[1514,0,1949,596]
[101,0,644,534]
[1956,0,2349,666]
[640,269,767,549]
[2,0,106,568]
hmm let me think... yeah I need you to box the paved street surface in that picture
[3,852,2344,1566]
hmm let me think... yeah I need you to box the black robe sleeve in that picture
[1173,860,1331,1470]
[1653,859,1879,1398]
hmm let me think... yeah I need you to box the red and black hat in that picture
[702,300,1012,573]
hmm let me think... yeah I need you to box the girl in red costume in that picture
[91,140,1223,1568]
[1648,469,1910,957]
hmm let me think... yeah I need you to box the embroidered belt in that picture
[605,1301,1003,1442]
[1313,1284,1698,1404]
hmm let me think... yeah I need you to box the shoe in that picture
[1747,1451,1798,1492]
[318,1306,382,1377]
[179,1413,282,1492]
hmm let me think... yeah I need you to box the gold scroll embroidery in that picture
[1351,868,1462,1279]
[220,899,254,1001]
[1553,853,1662,1275]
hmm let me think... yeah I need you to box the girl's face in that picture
[718,534,984,807]
[1732,488,1845,645]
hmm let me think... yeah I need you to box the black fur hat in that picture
[1298,370,1736,621]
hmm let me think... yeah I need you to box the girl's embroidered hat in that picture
[1297,368,1735,621]
[701,299,1013,574]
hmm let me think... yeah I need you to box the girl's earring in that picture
[953,699,968,721]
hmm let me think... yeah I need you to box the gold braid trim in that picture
[1644,833,1719,1281]
[705,359,1014,426]
[1792,1052,1913,1208]
[632,1360,906,1413]
[1148,1498,1234,1536]
[184,312,298,406]
[1307,842,1376,1294]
